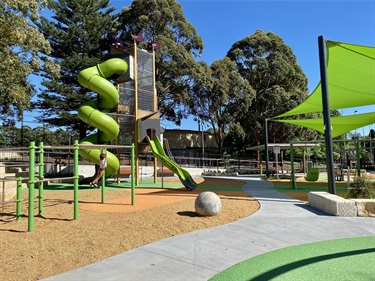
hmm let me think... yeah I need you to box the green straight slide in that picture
[77,58,128,176]
[147,136,197,191]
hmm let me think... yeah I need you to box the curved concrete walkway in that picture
[44,177,375,281]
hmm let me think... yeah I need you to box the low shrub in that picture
[347,177,375,199]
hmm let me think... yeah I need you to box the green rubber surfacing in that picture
[209,236,375,281]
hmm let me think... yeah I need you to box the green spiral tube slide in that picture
[77,58,128,177]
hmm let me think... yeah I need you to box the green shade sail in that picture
[276,112,375,138]
[273,40,374,137]
[276,41,375,118]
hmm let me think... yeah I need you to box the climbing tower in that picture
[111,40,160,184]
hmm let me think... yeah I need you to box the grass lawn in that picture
[271,180,349,201]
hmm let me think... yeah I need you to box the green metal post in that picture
[101,149,105,204]
[28,142,36,232]
[264,118,270,178]
[131,143,135,205]
[290,141,297,190]
[38,142,44,215]
[355,138,361,177]
[318,35,336,194]
[16,177,23,220]
[73,140,79,220]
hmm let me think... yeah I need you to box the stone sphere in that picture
[195,191,222,216]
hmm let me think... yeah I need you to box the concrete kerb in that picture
[308,191,375,217]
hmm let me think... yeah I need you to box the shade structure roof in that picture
[276,112,375,138]
[273,40,375,136]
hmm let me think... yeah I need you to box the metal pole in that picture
[318,35,336,194]
[202,121,204,167]
[73,140,79,220]
[133,42,139,186]
[131,143,135,205]
[38,142,44,215]
[363,127,365,147]
[101,149,105,203]
[290,141,296,190]
[264,118,270,177]
[355,138,361,177]
[28,142,36,232]
[153,151,157,184]
[16,177,23,220]
[371,137,374,171]
[275,151,279,179]
[1,181,4,213]
[161,162,164,189]
[21,112,24,147]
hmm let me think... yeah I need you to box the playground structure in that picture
[247,137,374,189]
[30,38,197,189]
[77,58,128,177]
[110,41,159,183]
[0,141,135,232]
[304,167,320,182]
[0,40,198,194]
[147,136,197,190]
[0,40,200,232]
[288,138,369,188]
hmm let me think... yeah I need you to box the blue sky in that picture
[26,0,375,135]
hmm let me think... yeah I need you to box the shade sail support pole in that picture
[318,35,336,194]
[264,118,270,178]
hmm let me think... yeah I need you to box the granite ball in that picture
[195,191,222,216]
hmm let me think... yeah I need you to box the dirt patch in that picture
[0,177,259,281]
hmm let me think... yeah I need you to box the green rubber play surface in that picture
[209,236,375,281]
[110,178,245,192]
[35,177,245,192]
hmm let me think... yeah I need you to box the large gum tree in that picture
[0,0,54,124]
[227,30,318,147]
[189,57,255,156]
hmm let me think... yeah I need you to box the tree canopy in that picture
[189,57,255,154]
[33,0,117,138]
[0,124,78,147]
[0,0,53,122]
[227,30,316,146]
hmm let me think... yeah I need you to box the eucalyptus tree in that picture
[0,0,54,123]
[0,124,78,147]
[118,0,204,125]
[227,30,315,146]
[189,57,255,155]
[0,125,20,147]
[33,0,118,138]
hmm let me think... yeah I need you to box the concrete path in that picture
[44,177,375,281]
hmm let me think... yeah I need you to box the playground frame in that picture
[249,137,370,190]
[0,141,135,232]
